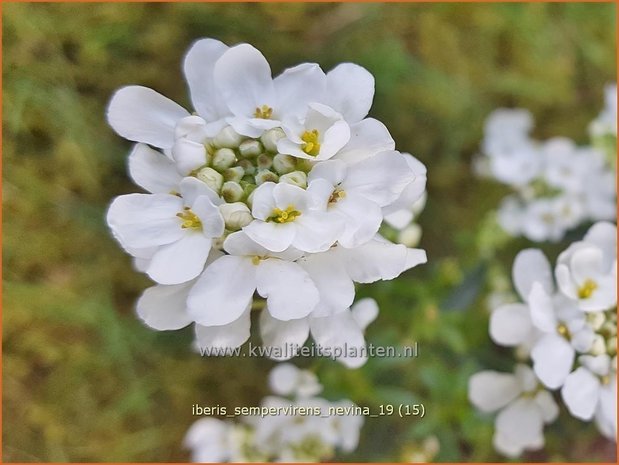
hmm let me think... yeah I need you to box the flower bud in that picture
[607,336,617,356]
[242,182,256,200]
[213,126,243,148]
[219,202,253,230]
[212,148,237,170]
[222,181,244,203]
[239,140,263,158]
[223,166,245,183]
[257,153,273,170]
[260,127,285,152]
[237,159,256,176]
[196,167,223,193]
[586,312,606,331]
[590,334,606,356]
[255,169,279,185]
[279,170,307,188]
[272,153,297,175]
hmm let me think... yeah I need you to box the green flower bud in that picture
[272,153,297,175]
[237,159,256,176]
[222,181,244,203]
[213,126,243,148]
[279,170,307,188]
[260,127,285,152]
[590,334,606,356]
[255,169,279,185]
[196,167,223,193]
[223,166,245,183]
[257,153,273,170]
[239,140,263,158]
[219,202,253,230]
[212,148,237,170]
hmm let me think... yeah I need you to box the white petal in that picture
[531,334,575,389]
[580,274,617,312]
[223,230,270,257]
[351,298,379,331]
[256,259,319,320]
[179,177,222,206]
[172,138,207,175]
[274,63,326,118]
[571,247,604,284]
[319,120,351,159]
[250,182,277,220]
[495,398,545,450]
[336,193,384,248]
[512,249,553,302]
[147,233,212,285]
[214,44,275,117]
[310,310,367,368]
[293,211,343,253]
[260,312,310,360]
[187,255,256,326]
[556,264,577,299]
[342,150,414,206]
[584,221,617,267]
[338,239,425,283]
[268,363,301,395]
[107,194,184,249]
[243,221,296,253]
[300,251,355,317]
[273,182,309,212]
[194,306,251,350]
[468,371,520,413]
[191,196,225,238]
[528,282,557,333]
[489,303,533,346]
[335,118,395,163]
[307,159,347,186]
[107,86,189,148]
[534,390,559,423]
[183,38,229,121]
[128,143,182,194]
[136,283,192,330]
[596,380,617,439]
[325,63,374,123]
[561,367,600,420]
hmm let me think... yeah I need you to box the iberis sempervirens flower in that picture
[106,38,427,367]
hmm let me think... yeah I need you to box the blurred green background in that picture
[2,2,616,462]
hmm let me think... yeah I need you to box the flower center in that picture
[301,130,321,156]
[557,323,571,339]
[578,279,598,299]
[254,105,273,119]
[267,205,302,224]
[251,256,262,266]
[176,207,202,229]
[328,188,346,205]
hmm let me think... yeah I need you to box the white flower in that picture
[244,181,344,253]
[184,418,235,463]
[561,354,617,441]
[277,103,351,161]
[269,363,322,398]
[555,222,617,312]
[589,83,617,138]
[187,231,319,326]
[107,177,224,285]
[469,364,559,458]
[306,151,417,248]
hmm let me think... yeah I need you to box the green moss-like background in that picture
[2,2,616,462]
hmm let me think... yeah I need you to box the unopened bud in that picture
[255,169,279,185]
[237,159,256,176]
[196,167,223,193]
[260,127,285,152]
[257,153,273,170]
[279,170,307,188]
[242,182,256,200]
[590,334,606,356]
[398,223,422,248]
[608,337,617,356]
[272,153,297,175]
[219,202,253,230]
[213,126,243,148]
[239,140,263,158]
[212,148,236,170]
[223,166,245,183]
[222,181,244,203]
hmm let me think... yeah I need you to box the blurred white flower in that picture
[469,364,558,457]
[589,83,617,138]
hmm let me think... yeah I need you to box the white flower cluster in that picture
[475,92,617,242]
[105,38,427,367]
[589,84,617,140]
[469,222,617,457]
[184,364,363,462]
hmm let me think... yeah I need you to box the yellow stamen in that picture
[328,188,346,205]
[557,323,570,339]
[254,105,273,119]
[301,130,321,156]
[601,375,610,385]
[251,256,262,266]
[578,279,598,299]
[267,205,302,224]
[176,207,202,230]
